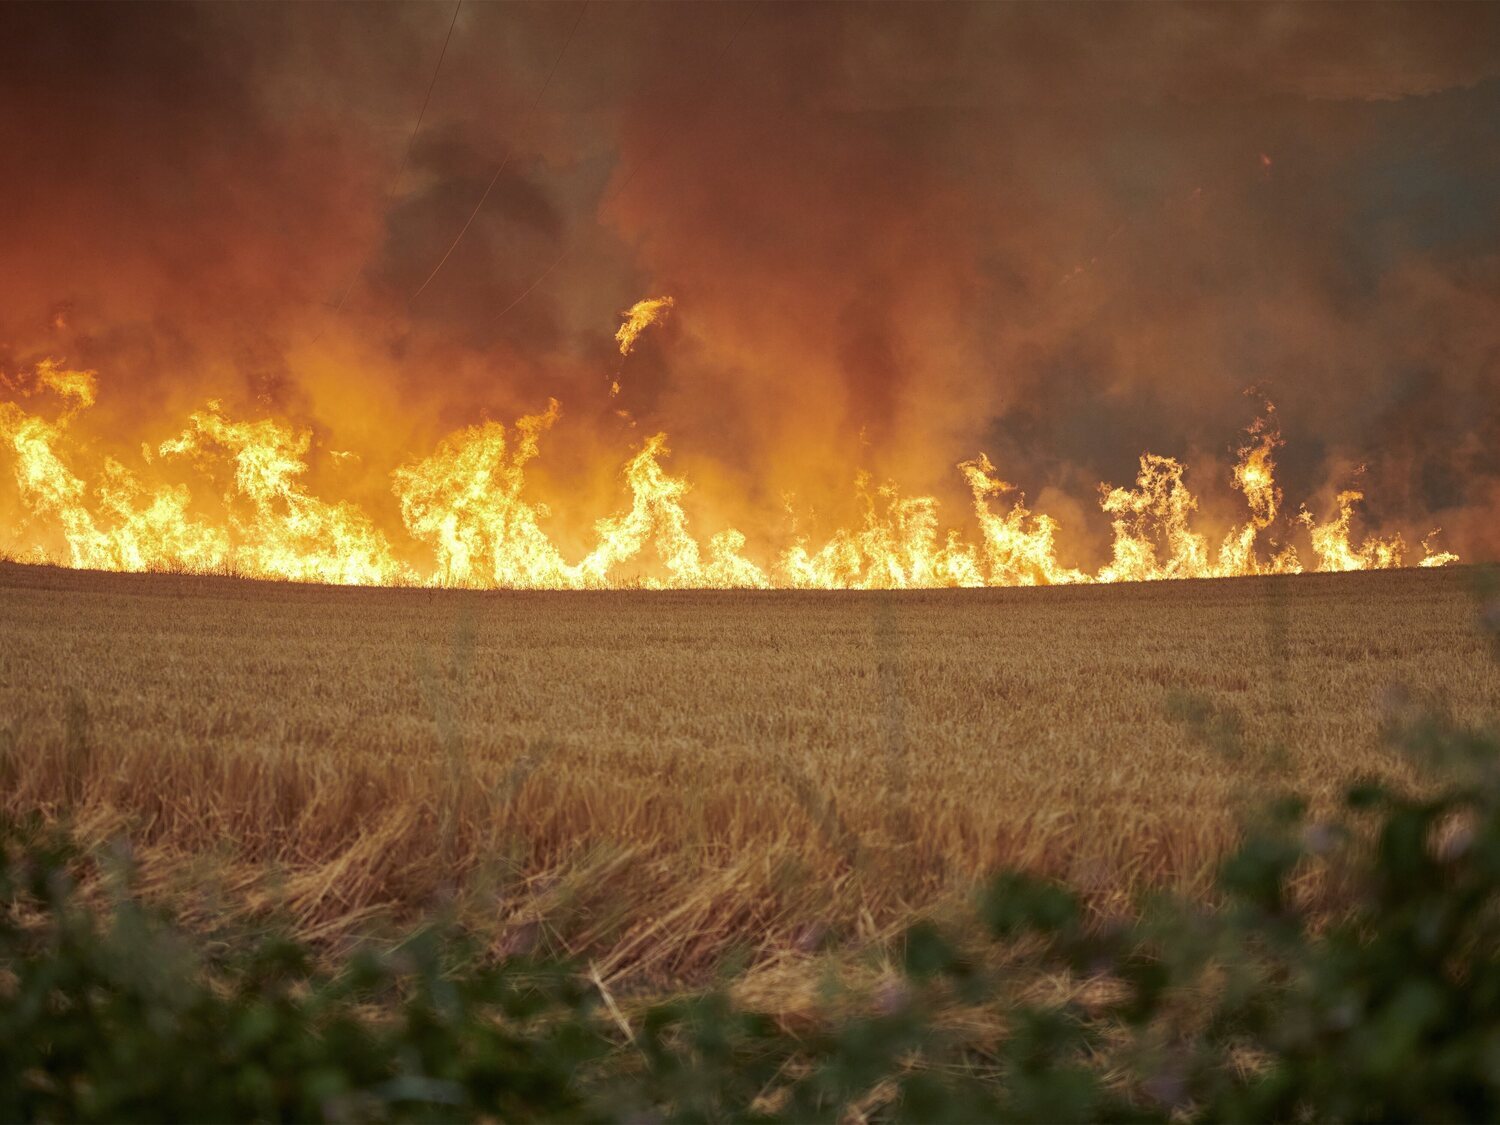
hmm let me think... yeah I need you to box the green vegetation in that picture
[6,692,1500,1122]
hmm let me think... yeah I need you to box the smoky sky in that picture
[1,1,1498,561]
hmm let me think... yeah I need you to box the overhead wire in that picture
[408,0,590,305]
[315,0,462,335]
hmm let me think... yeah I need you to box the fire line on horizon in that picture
[0,313,1459,589]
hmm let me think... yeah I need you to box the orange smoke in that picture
[1,6,1494,583]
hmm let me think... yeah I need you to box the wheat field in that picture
[1,561,1495,984]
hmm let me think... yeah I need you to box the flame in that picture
[780,475,984,590]
[581,434,770,588]
[1420,532,1460,569]
[390,410,769,590]
[958,455,1086,586]
[35,359,97,410]
[158,403,403,585]
[1099,453,1214,581]
[1300,490,1406,572]
[614,296,675,357]
[0,355,1459,589]
[392,401,572,588]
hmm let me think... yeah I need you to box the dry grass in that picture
[0,561,1495,986]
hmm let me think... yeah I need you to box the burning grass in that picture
[0,363,1461,589]
[0,561,1494,986]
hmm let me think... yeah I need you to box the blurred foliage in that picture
[6,679,1500,1119]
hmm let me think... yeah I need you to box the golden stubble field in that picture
[1,562,1496,985]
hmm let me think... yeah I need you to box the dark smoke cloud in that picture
[1,1,1497,561]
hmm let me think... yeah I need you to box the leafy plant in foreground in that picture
[5,701,1500,1120]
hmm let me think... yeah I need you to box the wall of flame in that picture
[0,356,1459,587]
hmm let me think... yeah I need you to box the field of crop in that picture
[1,561,1495,985]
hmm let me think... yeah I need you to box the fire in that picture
[1092,406,1302,583]
[780,476,983,590]
[389,410,769,590]
[614,296,675,357]
[392,402,572,588]
[1300,490,1406,573]
[34,360,97,410]
[1419,533,1460,569]
[959,455,1087,586]
[0,347,1461,589]
[159,404,402,585]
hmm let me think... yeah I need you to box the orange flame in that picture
[958,455,1086,586]
[159,403,402,585]
[0,351,1460,588]
[1300,490,1404,572]
[614,296,675,357]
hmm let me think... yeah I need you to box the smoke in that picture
[2,1,1498,564]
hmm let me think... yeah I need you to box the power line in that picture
[319,0,463,328]
[485,242,569,327]
[408,0,590,305]
[395,0,464,187]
